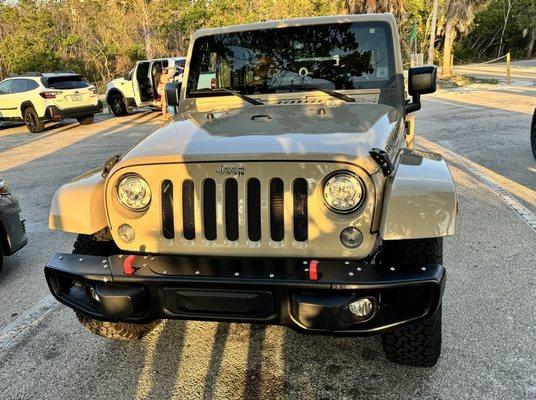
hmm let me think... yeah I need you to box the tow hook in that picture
[123,255,137,275]
[308,260,319,281]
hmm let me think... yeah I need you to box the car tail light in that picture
[39,91,62,99]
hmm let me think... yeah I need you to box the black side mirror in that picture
[406,65,437,113]
[165,82,181,108]
[124,73,132,81]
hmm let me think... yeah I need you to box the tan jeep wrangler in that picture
[45,14,457,367]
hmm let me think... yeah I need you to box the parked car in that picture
[105,57,186,117]
[0,72,103,133]
[0,177,27,274]
[531,107,536,158]
[45,14,457,367]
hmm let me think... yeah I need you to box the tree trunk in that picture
[442,20,455,78]
[428,0,439,64]
[497,0,513,58]
[527,28,535,59]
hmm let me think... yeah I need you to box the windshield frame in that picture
[185,20,396,99]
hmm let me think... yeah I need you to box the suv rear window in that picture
[44,76,90,90]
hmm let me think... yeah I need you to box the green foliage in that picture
[457,0,536,60]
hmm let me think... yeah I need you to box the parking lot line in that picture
[424,97,484,110]
[0,295,59,353]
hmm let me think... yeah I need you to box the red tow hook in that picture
[308,260,319,281]
[123,255,137,275]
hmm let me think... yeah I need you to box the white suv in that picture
[106,57,185,116]
[0,73,103,133]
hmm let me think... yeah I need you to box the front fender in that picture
[379,149,457,240]
[49,169,107,234]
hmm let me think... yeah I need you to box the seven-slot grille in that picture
[161,177,309,243]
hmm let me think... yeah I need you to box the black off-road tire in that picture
[73,228,120,256]
[72,228,159,340]
[381,307,442,367]
[23,106,45,133]
[531,108,536,159]
[380,238,443,367]
[108,94,128,117]
[0,241,3,275]
[77,115,94,125]
[76,313,159,341]
[382,237,443,266]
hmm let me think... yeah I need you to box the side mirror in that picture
[165,82,181,108]
[406,65,437,113]
[124,73,132,81]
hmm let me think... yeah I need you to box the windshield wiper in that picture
[298,85,355,103]
[193,88,263,105]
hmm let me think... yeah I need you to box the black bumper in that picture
[45,101,103,120]
[45,254,445,335]
[0,194,27,255]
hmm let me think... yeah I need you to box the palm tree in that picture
[343,0,405,17]
[441,0,490,77]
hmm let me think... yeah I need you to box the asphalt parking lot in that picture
[0,87,535,400]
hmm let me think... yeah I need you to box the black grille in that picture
[270,178,285,242]
[293,178,308,242]
[225,179,239,241]
[167,175,309,244]
[182,179,195,240]
[247,178,261,241]
[161,180,174,239]
[203,179,217,240]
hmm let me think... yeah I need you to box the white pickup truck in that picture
[105,57,185,116]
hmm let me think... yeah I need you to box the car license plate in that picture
[72,94,82,101]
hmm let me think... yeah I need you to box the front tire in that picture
[531,108,536,159]
[23,106,45,133]
[77,116,94,125]
[380,238,443,367]
[108,94,128,117]
[72,229,158,340]
[381,307,442,367]
[76,313,158,341]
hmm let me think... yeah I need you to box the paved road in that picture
[452,58,536,83]
[0,90,534,400]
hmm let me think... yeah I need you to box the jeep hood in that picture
[119,103,402,174]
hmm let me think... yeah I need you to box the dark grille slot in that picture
[203,179,217,240]
[161,180,174,239]
[182,180,195,240]
[293,178,308,242]
[270,178,284,242]
[247,179,261,241]
[225,179,239,241]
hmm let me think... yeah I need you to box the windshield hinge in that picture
[369,148,393,176]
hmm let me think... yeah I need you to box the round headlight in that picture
[117,174,151,211]
[323,172,364,213]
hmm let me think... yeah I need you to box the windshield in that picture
[187,21,394,97]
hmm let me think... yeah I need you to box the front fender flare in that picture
[379,149,457,240]
[49,169,107,234]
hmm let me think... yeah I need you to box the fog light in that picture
[118,224,135,243]
[340,227,363,248]
[349,298,374,317]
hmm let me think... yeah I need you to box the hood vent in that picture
[276,99,323,105]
